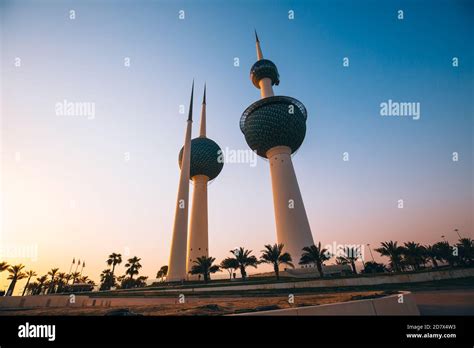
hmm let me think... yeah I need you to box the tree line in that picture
[1,237,472,294]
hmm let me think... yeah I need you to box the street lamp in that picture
[454,229,462,239]
[367,244,375,262]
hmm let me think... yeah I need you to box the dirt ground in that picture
[0,290,387,316]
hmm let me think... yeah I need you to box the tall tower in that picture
[179,85,224,278]
[167,82,194,282]
[240,32,314,266]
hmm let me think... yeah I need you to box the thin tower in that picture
[179,85,223,279]
[240,32,314,267]
[167,82,194,282]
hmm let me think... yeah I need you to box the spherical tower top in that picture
[178,137,224,180]
[250,59,280,89]
[178,85,223,181]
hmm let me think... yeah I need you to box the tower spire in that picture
[167,80,194,282]
[187,80,194,121]
[199,83,206,137]
[255,29,263,60]
[202,83,206,105]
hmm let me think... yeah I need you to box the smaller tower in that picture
[179,85,224,278]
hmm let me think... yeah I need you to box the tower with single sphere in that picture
[167,82,194,282]
[240,32,314,267]
[179,85,224,278]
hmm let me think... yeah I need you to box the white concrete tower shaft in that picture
[266,146,314,267]
[167,82,194,282]
[186,86,210,277]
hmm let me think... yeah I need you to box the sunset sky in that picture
[0,0,472,293]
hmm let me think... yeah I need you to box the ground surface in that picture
[413,289,474,315]
[1,277,473,316]
[0,290,386,316]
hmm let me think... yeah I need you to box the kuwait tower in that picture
[179,85,224,278]
[167,82,194,282]
[240,32,314,266]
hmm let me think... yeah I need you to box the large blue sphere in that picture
[179,137,224,180]
[240,96,307,158]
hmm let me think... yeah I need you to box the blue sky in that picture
[0,0,472,289]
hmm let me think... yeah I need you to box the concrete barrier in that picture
[0,294,204,309]
[0,295,90,309]
[159,267,474,294]
[234,291,420,316]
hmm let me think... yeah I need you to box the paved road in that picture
[413,289,474,315]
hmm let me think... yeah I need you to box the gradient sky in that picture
[1,0,473,293]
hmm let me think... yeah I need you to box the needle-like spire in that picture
[187,80,194,122]
[199,83,206,137]
[202,83,206,105]
[255,29,263,60]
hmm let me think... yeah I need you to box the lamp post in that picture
[367,244,375,262]
[454,229,462,239]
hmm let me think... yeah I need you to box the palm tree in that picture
[156,265,168,282]
[220,258,239,280]
[230,247,258,280]
[106,253,122,279]
[402,242,426,271]
[100,269,114,290]
[47,268,59,294]
[375,241,404,272]
[424,244,440,268]
[22,270,37,296]
[260,244,294,280]
[299,242,331,278]
[79,275,90,283]
[6,264,27,296]
[433,241,457,267]
[336,247,361,274]
[71,271,81,284]
[0,262,8,274]
[0,262,9,293]
[362,261,387,274]
[26,281,40,296]
[134,276,148,287]
[100,269,112,283]
[125,257,142,280]
[457,238,474,266]
[36,275,48,295]
[55,272,67,293]
[189,256,220,283]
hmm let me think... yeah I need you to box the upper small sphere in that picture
[179,137,224,180]
[250,59,280,89]
[240,96,307,158]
